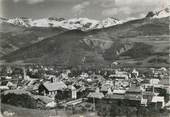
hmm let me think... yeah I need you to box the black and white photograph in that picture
[0,0,170,117]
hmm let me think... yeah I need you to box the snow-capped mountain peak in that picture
[7,17,32,27]
[146,6,170,18]
[101,17,122,28]
[0,17,122,31]
[0,17,8,23]
[62,18,101,31]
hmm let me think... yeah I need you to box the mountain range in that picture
[0,7,169,68]
[0,17,122,31]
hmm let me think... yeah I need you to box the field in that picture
[1,104,98,117]
[1,104,170,117]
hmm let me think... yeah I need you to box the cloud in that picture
[98,0,116,8]
[115,0,165,6]
[101,0,169,19]
[13,0,45,4]
[102,7,133,17]
[97,0,168,8]
[102,8,117,16]
[3,0,169,20]
[72,1,90,16]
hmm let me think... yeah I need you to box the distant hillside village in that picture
[0,65,170,117]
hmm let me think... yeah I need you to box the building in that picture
[125,86,144,106]
[132,69,139,78]
[113,89,126,95]
[38,81,67,97]
[159,78,170,87]
[68,85,77,99]
[149,79,160,85]
[87,88,104,104]
[159,78,170,101]
[87,88,104,100]
[148,96,165,110]
[100,83,113,95]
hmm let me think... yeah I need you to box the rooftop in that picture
[113,90,126,94]
[126,86,144,93]
[159,79,170,85]
[43,81,67,91]
[105,94,125,100]
[151,96,164,103]
[87,92,104,99]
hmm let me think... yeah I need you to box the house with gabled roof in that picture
[38,80,67,97]
[124,86,145,106]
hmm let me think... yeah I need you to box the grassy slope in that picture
[0,23,66,57]
[1,104,98,117]
[1,17,169,67]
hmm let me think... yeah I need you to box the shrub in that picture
[2,93,37,109]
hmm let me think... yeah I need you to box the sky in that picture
[0,0,169,20]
